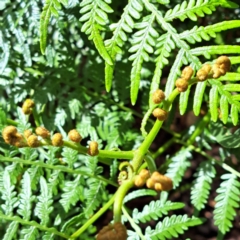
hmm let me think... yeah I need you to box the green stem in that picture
[0,213,69,239]
[0,156,118,186]
[132,88,180,172]
[113,180,134,222]
[6,118,18,126]
[144,153,157,173]
[152,137,175,159]
[70,194,116,239]
[122,206,146,240]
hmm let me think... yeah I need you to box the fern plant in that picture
[0,0,240,239]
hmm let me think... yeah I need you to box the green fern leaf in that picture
[17,171,35,220]
[193,81,207,116]
[230,104,239,126]
[59,175,83,212]
[166,148,192,187]
[35,177,53,226]
[133,200,185,224]
[191,161,216,211]
[20,227,38,240]
[129,14,157,105]
[209,85,219,122]
[219,95,229,124]
[105,0,143,92]
[213,173,240,234]
[40,0,67,54]
[124,189,157,204]
[180,20,240,44]
[179,86,191,115]
[62,147,78,168]
[145,214,203,239]
[0,31,10,74]
[3,221,19,240]
[42,232,55,240]
[0,170,18,215]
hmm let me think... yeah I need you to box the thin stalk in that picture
[69,194,116,239]
[0,156,118,186]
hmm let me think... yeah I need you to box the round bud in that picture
[152,89,165,104]
[154,182,163,191]
[24,129,32,139]
[88,141,99,156]
[134,175,145,187]
[216,56,231,72]
[22,99,35,115]
[146,178,155,189]
[175,78,188,92]
[27,135,39,148]
[2,126,18,144]
[151,171,162,182]
[52,133,63,146]
[35,126,50,138]
[212,64,223,78]
[139,169,150,180]
[68,129,82,143]
[181,66,194,81]
[152,108,168,121]
[196,69,209,81]
[201,64,212,74]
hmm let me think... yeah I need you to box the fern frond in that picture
[62,147,78,168]
[124,189,157,204]
[3,221,19,240]
[193,82,207,116]
[145,214,203,240]
[129,14,158,105]
[0,31,10,74]
[213,173,240,234]
[59,175,83,212]
[209,85,219,122]
[20,227,38,240]
[191,161,216,211]
[166,148,192,187]
[40,0,67,54]
[164,0,237,22]
[0,170,18,215]
[179,86,191,115]
[35,177,53,226]
[17,171,35,220]
[180,20,240,44]
[80,0,113,65]
[132,200,185,224]
[105,0,143,92]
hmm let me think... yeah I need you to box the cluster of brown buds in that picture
[134,169,173,192]
[2,126,26,147]
[97,222,127,240]
[151,89,168,121]
[197,56,231,81]
[176,66,194,92]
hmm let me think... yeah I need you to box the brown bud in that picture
[181,66,194,81]
[152,89,165,104]
[201,64,212,74]
[88,141,99,156]
[27,135,39,148]
[22,99,35,115]
[151,171,162,182]
[2,126,18,144]
[52,133,63,146]
[23,130,32,139]
[212,64,223,78]
[175,78,188,92]
[146,178,155,189]
[134,175,145,187]
[97,223,127,240]
[216,56,231,72]
[152,108,168,121]
[139,169,150,180]
[154,182,163,191]
[35,127,50,138]
[197,69,209,81]
[68,129,82,143]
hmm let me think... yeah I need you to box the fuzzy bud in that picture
[139,169,150,180]
[151,171,173,191]
[134,175,145,187]
[24,130,32,139]
[197,69,209,81]
[212,64,223,78]
[27,135,39,148]
[2,126,18,144]
[152,108,168,121]
[35,126,50,138]
[181,66,194,81]
[22,99,35,115]
[175,78,188,92]
[154,182,163,191]
[146,178,155,189]
[216,56,231,72]
[52,133,63,146]
[97,223,127,240]
[88,141,99,156]
[68,129,82,143]
[152,89,165,104]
